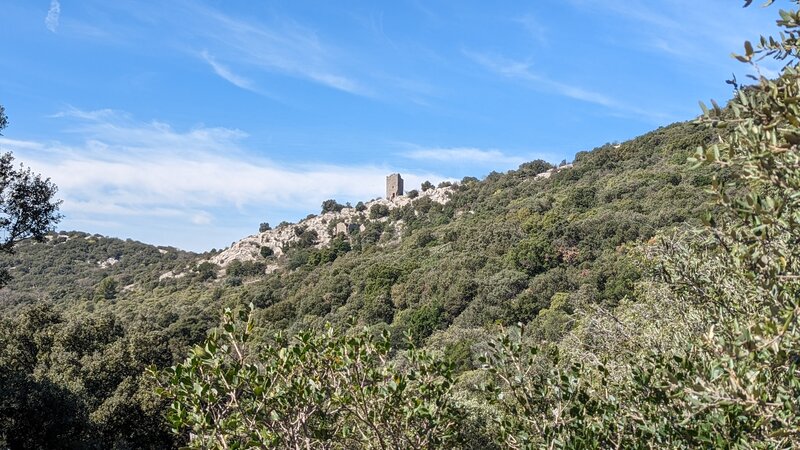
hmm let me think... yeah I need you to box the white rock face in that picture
[47,232,75,242]
[534,163,573,180]
[210,186,454,267]
[97,257,119,269]
[159,271,175,281]
[159,271,186,281]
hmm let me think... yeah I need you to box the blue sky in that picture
[0,0,781,251]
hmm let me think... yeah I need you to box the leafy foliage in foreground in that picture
[0,304,176,448]
[153,306,463,449]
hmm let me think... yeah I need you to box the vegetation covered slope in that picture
[235,120,716,346]
[0,232,198,310]
[159,2,800,446]
[0,117,717,448]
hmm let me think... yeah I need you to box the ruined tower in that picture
[386,173,403,200]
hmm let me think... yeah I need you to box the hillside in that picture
[0,232,197,309]
[212,119,716,343]
[0,118,718,448]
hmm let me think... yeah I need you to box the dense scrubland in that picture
[2,2,800,448]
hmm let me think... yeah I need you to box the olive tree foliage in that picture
[478,327,619,449]
[0,106,62,286]
[478,2,800,447]
[152,306,464,449]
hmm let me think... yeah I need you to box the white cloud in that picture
[50,107,119,121]
[0,137,45,151]
[191,211,214,225]
[403,147,526,166]
[200,50,256,91]
[45,0,61,33]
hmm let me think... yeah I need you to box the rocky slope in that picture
[210,186,454,267]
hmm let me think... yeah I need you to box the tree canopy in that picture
[0,106,62,286]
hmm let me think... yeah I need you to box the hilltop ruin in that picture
[386,173,403,200]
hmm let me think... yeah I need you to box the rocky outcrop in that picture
[97,257,119,269]
[534,163,573,181]
[210,186,454,267]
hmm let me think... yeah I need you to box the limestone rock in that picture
[210,186,454,268]
[534,163,573,181]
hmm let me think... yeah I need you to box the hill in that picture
[0,118,718,448]
[0,231,198,310]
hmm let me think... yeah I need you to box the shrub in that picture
[369,203,390,219]
[195,261,218,281]
[94,277,117,301]
[321,199,344,213]
[226,260,265,277]
[153,307,465,449]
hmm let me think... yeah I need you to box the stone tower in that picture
[386,173,403,200]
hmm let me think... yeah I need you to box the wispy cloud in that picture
[195,7,370,96]
[465,50,667,121]
[465,51,615,107]
[403,147,526,166]
[45,0,60,33]
[514,14,548,45]
[567,0,680,30]
[563,0,780,76]
[191,211,214,225]
[50,107,119,121]
[200,50,256,91]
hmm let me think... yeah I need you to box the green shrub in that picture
[153,307,465,449]
[369,203,390,219]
